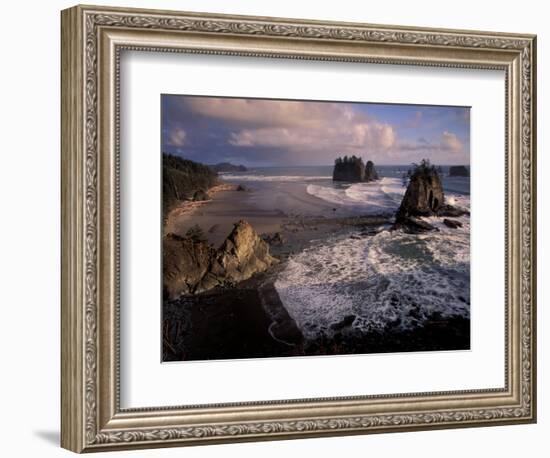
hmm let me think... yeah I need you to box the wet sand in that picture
[165,186,288,247]
[165,180,391,249]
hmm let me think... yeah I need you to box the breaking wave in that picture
[274,204,470,339]
[221,174,330,182]
[306,177,405,215]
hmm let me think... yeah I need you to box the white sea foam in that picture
[274,211,470,339]
[306,177,405,215]
[220,174,331,182]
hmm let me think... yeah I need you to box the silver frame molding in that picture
[61,4,537,453]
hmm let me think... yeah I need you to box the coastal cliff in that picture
[163,153,219,217]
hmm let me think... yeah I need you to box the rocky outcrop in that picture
[365,160,379,181]
[438,205,469,217]
[394,216,438,234]
[163,220,278,299]
[449,165,469,177]
[443,218,463,229]
[263,232,285,246]
[163,233,216,299]
[330,314,356,331]
[394,161,469,232]
[397,163,444,220]
[333,155,379,182]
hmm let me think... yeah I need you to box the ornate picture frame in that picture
[61,4,536,453]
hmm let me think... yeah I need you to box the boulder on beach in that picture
[333,155,379,182]
[163,220,278,299]
[449,165,470,177]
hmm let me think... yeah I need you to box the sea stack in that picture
[397,161,444,220]
[333,155,379,182]
[365,160,379,181]
[449,165,470,177]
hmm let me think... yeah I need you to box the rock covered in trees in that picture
[365,160,379,181]
[394,160,469,232]
[163,220,278,299]
[332,155,379,182]
[449,165,469,177]
[397,160,445,219]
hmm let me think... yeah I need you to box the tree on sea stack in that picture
[333,155,379,182]
[396,159,444,220]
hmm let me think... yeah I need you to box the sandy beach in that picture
[164,177,351,248]
[165,186,287,247]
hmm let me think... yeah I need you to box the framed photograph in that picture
[61,4,537,453]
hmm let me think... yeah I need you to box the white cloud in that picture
[440,131,464,153]
[199,99,399,160]
[167,127,187,147]
[178,97,469,164]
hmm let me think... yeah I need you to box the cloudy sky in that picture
[161,95,470,166]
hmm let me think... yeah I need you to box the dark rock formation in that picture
[192,189,209,201]
[443,218,463,229]
[365,160,379,181]
[163,284,303,362]
[209,162,248,172]
[163,220,277,299]
[394,160,469,233]
[163,233,216,299]
[330,314,356,331]
[333,155,379,182]
[438,204,470,218]
[263,232,286,246]
[449,165,469,177]
[236,184,248,191]
[396,161,445,220]
[394,216,438,234]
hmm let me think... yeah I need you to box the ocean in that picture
[220,165,470,339]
